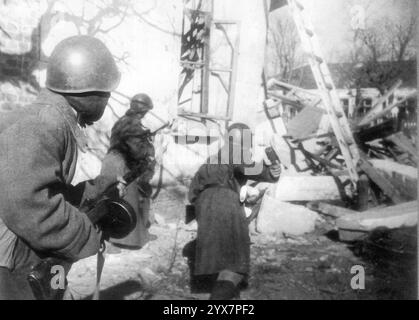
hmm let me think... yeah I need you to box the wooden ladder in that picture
[287,0,360,186]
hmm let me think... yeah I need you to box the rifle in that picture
[27,158,154,300]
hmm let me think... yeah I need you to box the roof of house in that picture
[281,60,417,90]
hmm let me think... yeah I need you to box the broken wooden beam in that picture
[357,91,417,127]
[307,202,357,218]
[295,132,333,143]
[369,159,417,201]
[358,152,404,204]
[267,79,321,98]
[336,201,417,241]
[356,174,370,211]
[385,132,418,165]
[268,91,305,110]
[355,118,397,143]
[357,79,402,126]
[302,149,344,170]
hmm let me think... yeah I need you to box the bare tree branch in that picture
[347,12,417,94]
[268,14,301,81]
[131,6,181,38]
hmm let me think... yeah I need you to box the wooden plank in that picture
[268,79,321,98]
[268,91,305,110]
[369,159,417,201]
[337,201,417,232]
[262,72,279,132]
[357,91,417,127]
[227,20,240,120]
[303,150,344,170]
[325,148,340,162]
[358,154,404,204]
[357,174,370,211]
[295,132,333,142]
[307,202,357,218]
[355,119,397,143]
[385,132,418,164]
[357,79,402,126]
[200,6,213,114]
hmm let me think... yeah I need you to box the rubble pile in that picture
[253,78,417,244]
[67,206,416,299]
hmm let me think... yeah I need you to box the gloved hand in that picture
[269,164,281,178]
[263,147,282,179]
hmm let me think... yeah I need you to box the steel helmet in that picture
[130,93,154,112]
[46,35,121,93]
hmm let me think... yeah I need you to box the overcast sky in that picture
[271,0,417,63]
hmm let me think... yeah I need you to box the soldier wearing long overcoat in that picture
[0,36,120,299]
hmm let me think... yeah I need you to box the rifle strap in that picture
[92,242,106,300]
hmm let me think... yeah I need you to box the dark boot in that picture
[209,280,239,300]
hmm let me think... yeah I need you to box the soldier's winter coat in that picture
[0,90,101,275]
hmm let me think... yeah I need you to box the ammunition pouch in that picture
[27,258,66,300]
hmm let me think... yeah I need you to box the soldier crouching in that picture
[0,35,120,300]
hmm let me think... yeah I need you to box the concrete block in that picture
[271,174,343,201]
[257,193,320,236]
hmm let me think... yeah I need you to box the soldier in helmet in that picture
[0,35,120,299]
[109,93,155,172]
[97,93,157,250]
[186,123,281,300]
[127,93,154,118]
